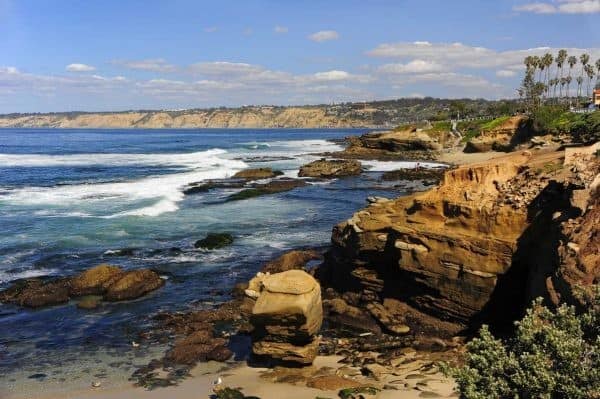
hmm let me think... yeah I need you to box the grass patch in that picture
[480,115,511,131]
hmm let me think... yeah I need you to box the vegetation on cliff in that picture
[525,105,600,144]
[446,291,600,399]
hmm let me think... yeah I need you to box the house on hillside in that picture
[594,89,600,109]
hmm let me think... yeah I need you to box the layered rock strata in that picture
[322,144,600,331]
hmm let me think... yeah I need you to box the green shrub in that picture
[445,291,600,399]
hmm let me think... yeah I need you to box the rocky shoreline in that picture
[2,123,599,399]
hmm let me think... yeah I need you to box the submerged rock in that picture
[298,159,362,178]
[226,179,307,201]
[194,233,234,250]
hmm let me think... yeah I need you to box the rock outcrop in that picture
[321,144,600,331]
[250,269,323,365]
[0,264,165,308]
[299,159,362,178]
[232,168,283,180]
[463,116,527,153]
[328,127,442,161]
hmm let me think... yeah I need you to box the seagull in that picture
[131,341,140,348]
[213,377,223,386]
[91,381,101,388]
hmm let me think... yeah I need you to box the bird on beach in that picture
[213,376,223,386]
[91,381,101,388]
[131,341,140,348]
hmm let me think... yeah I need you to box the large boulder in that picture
[104,269,165,301]
[250,270,323,365]
[299,159,361,178]
[70,263,123,296]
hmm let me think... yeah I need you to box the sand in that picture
[6,354,457,399]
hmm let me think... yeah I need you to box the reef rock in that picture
[0,278,71,308]
[233,168,283,180]
[70,263,123,296]
[299,159,362,178]
[104,269,165,301]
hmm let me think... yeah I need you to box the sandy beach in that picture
[9,354,456,399]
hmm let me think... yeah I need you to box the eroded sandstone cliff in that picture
[321,144,600,332]
[0,107,375,129]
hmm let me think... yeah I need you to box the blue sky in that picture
[1,0,599,112]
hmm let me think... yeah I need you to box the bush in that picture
[445,292,600,399]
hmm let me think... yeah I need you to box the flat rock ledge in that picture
[298,158,362,178]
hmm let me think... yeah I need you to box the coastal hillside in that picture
[0,98,515,129]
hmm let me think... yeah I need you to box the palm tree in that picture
[541,53,553,99]
[531,56,541,82]
[560,78,568,101]
[555,50,567,98]
[576,76,584,99]
[584,64,595,98]
[566,56,577,100]
[565,76,572,99]
[596,58,600,87]
[579,53,590,98]
[549,78,557,100]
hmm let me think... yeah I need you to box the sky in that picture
[1,0,599,113]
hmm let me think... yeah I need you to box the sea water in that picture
[0,128,436,397]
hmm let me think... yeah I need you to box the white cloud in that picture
[1,66,19,74]
[204,26,218,33]
[313,70,350,81]
[514,0,600,14]
[368,41,600,70]
[377,60,445,74]
[496,70,517,77]
[189,61,264,76]
[514,2,557,13]
[112,59,176,73]
[66,63,96,72]
[308,30,339,42]
[274,25,288,34]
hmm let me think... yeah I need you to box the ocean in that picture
[0,128,433,396]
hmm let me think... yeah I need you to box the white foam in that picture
[0,268,59,284]
[0,149,247,217]
[362,160,447,172]
[266,139,344,154]
[0,149,229,168]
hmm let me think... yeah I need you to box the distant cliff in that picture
[0,98,515,129]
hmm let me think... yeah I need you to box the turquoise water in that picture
[0,128,433,396]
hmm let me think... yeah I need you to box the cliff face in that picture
[323,144,600,330]
[0,107,375,129]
